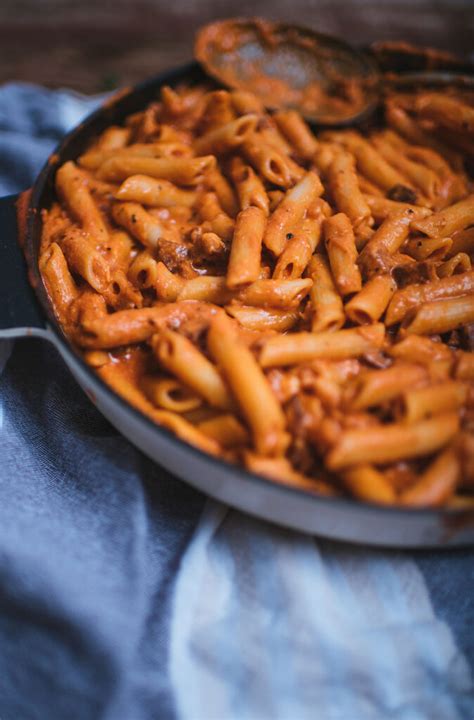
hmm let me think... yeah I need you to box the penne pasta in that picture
[225,305,299,332]
[398,380,467,424]
[324,213,362,296]
[56,161,109,242]
[400,447,460,507]
[386,271,474,325]
[194,114,258,155]
[151,328,234,410]
[263,171,323,255]
[348,363,428,410]
[273,110,318,159]
[326,149,373,233]
[141,375,203,412]
[259,324,385,367]
[116,175,197,207]
[307,254,345,333]
[342,465,397,504]
[97,155,216,185]
[345,275,397,325]
[412,195,474,238]
[197,414,250,448]
[226,206,266,288]
[41,79,474,509]
[208,313,289,456]
[402,295,474,335]
[229,156,269,215]
[327,413,459,469]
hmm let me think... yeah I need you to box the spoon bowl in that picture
[195,18,381,126]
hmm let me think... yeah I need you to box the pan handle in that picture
[0,193,49,340]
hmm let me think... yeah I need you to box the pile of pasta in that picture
[40,81,474,507]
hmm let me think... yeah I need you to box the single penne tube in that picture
[327,150,372,231]
[150,328,234,410]
[237,278,312,308]
[244,453,336,495]
[79,142,193,170]
[56,161,109,242]
[273,218,321,279]
[454,351,474,380]
[194,114,258,155]
[324,213,362,296]
[325,131,411,191]
[398,380,468,424]
[197,414,250,448]
[402,295,474,335]
[177,275,310,307]
[415,93,474,135]
[95,125,131,151]
[326,412,459,470]
[273,109,318,160]
[399,447,460,507]
[225,305,299,332]
[364,194,431,223]
[112,202,174,250]
[39,242,79,321]
[385,271,474,325]
[371,135,440,199]
[59,229,110,294]
[342,465,396,504]
[207,313,289,456]
[115,175,197,207]
[97,155,216,185]
[141,375,202,412]
[241,137,303,188]
[259,324,385,367]
[229,157,269,215]
[226,206,266,288]
[388,335,453,364]
[307,254,345,333]
[345,275,397,325]
[348,363,428,410]
[403,235,452,261]
[436,253,471,278]
[206,166,239,217]
[263,171,323,255]
[412,194,474,237]
[177,276,231,304]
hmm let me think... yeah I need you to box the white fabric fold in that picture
[170,501,472,720]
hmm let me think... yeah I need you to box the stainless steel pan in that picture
[1,61,473,548]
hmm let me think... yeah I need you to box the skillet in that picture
[1,60,473,548]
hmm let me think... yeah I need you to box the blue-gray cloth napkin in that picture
[0,82,473,720]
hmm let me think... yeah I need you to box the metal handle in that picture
[0,193,48,339]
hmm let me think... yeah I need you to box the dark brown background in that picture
[1,1,473,93]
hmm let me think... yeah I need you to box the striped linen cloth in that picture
[0,83,472,720]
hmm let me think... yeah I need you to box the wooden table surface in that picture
[1,1,473,93]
